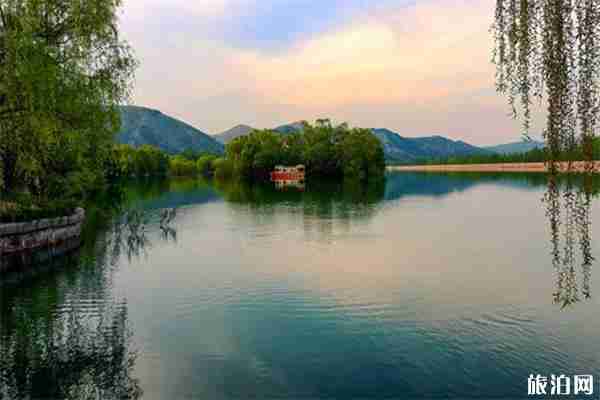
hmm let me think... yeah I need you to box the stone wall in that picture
[0,208,85,273]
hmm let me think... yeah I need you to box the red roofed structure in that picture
[270,165,306,184]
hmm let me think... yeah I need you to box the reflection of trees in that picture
[544,173,598,308]
[0,303,142,400]
[0,184,183,400]
[214,179,385,220]
[0,219,144,400]
[213,179,385,243]
[108,209,152,263]
[86,193,179,266]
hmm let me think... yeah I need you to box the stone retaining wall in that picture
[0,208,85,272]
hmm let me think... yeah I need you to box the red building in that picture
[270,165,306,184]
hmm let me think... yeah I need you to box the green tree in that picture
[219,120,385,183]
[0,0,136,197]
[196,154,217,176]
[168,155,197,176]
[213,157,235,180]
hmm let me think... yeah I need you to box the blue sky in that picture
[120,0,545,145]
[216,0,413,52]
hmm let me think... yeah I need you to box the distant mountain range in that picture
[483,140,544,155]
[214,124,254,144]
[371,129,489,163]
[118,106,544,162]
[273,121,307,135]
[214,123,489,162]
[214,121,305,143]
[117,106,223,154]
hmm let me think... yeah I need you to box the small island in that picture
[210,119,386,184]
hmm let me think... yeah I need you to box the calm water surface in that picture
[1,172,599,399]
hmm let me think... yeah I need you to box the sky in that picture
[119,0,546,145]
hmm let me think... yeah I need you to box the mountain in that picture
[371,129,489,163]
[213,121,305,144]
[121,109,487,163]
[117,106,224,154]
[214,124,254,144]
[484,140,544,155]
[274,121,306,134]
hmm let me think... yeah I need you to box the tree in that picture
[494,2,600,307]
[493,0,599,171]
[0,0,136,197]
[168,155,197,176]
[196,154,218,176]
[218,121,385,182]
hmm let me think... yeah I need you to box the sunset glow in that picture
[120,0,545,144]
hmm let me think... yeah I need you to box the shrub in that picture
[168,156,198,176]
[0,193,77,223]
[196,154,218,176]
[213,158,235,180]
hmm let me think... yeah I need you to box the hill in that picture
[117,106,224,154]
[274,121,307,134]
[132,111,489,163]
[214,124,254,144]
[213,121,305,144]
[484,140,544,154]
[370,129,489,163]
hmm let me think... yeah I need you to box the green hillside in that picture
[117,106,223,155]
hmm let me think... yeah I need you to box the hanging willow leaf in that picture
[493,0,600,170]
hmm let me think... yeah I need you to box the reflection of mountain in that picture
[384,172,546,201]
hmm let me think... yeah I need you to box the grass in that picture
[0,194,77,224]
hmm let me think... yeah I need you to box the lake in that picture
[1,172,599,399]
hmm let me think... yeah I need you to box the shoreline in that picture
[1,208,85,273]
[387,161,600,173]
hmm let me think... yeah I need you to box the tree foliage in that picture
[109,144,169,178]
[196,154,218,176]
[107,144,222,178]
[219,120,385,182]
[0,0,136,197]
[493,0,600,171]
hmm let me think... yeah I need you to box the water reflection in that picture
[159,208,177,242]
[0,233,143,400]
[384,171,546,201]
[107,207,178,263]
[88,181,184,266]
[275,180,306,191]
[0,182,184,400]
[0,298,142,400]
[215,179,385,216]
[384,171,599,309]
[2,172,600,399]
[544,173,598,308]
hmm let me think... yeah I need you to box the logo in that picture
[528,374,594,396]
